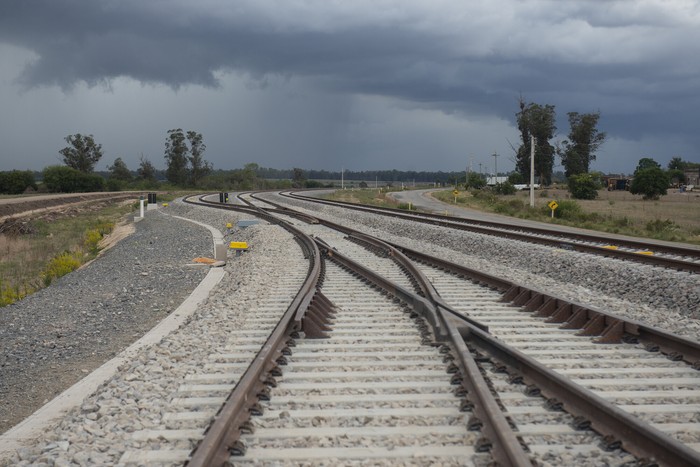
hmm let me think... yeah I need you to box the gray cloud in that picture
[1,0,699,173]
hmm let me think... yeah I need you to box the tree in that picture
[108,157,133,182]
[164,129,212,187]
[667,157,686,171]
[635,157,661,173]
[164,129,189,185]
[568,173,600,200]
[292,167,306,188]
[0,170,37,194]
[137,155,158,182]
[558,112,606,177]
[59,134,103,173]
[667,169,685,186]
[43,165,105,193]
[466,172,486,189]
[515,99,556,185]
[186,131,211,186]
[630,158,669,200]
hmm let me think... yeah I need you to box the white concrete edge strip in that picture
[169,213,224,256]
[0,214,227,459]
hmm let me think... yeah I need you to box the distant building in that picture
[684,167,700,186]
[485,176,508,186]
[603,175,631,191]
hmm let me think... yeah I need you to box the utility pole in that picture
[492,152,500,184]
[341,167,344,190]
[529,135,535,207]
[479,163,482,174]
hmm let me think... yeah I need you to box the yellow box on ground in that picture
[229,241,249,250]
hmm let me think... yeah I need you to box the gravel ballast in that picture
[1,194,698,466]
[264,192,700,339]
[0,207,212,434]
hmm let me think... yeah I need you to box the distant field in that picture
[522,187,700,228]
[327,186,700,245]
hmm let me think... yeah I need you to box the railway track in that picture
[181,193,700,466]
[281,190,700,274]
[6,193,697,466]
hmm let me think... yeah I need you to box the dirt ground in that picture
[0,193,143,222]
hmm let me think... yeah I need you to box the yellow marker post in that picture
[229,241,249,257]
[226,223,233,229]
[453,189,459,203]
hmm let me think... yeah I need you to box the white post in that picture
[530,135,535,207]
[492,152,499,184]
[139,198,145,218]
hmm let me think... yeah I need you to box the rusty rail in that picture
[183,196,329,466]
[282,190,700,273]
[187,193,700,465]
[458,323,700,467]
[315,238,534,467]
[393,243,700,367]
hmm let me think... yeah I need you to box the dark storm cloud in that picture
[1,0,699,166]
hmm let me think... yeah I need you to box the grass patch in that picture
[326,186,700,245]
[0,203,132,308]
[432,188,700,245]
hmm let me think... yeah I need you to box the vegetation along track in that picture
[176,193,700,466]
[282,190,700,274]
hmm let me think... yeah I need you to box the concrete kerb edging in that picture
[169,214,226,260]
[0,214,227,459]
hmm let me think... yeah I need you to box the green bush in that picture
[550,199,585,221]
[83,229,103,254]
[630,167,669,200]
[507,172,525,185]
[646,219,677,234]
[42,252,82,286]
[493,182,516,195]
[466,172,486,189]
[43,166,106,193]
[568,173,600,200]
[0,170,37,194]
[0,281,31,307]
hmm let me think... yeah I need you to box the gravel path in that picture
[0,207,212,434]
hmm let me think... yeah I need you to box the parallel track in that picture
[281,190,700,273]
[182,193,700,466]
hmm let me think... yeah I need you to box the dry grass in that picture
[325,186,700,244]
[0,202,135,306]
[434,187,700,244]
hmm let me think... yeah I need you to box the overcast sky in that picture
[1,0,699,176]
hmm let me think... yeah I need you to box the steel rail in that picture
[315,239,534,467]
[281,190,700,273]
[183,195,329,467]
[189,194,700,464]
[391,242,700,367]
[322,203,700,466]
[248,192,700,366]
[458,323,700,467]
[188,193,532,467]
[310,204,700,465]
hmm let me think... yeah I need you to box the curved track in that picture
[180,192,700,466]
[282,190,700,274]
